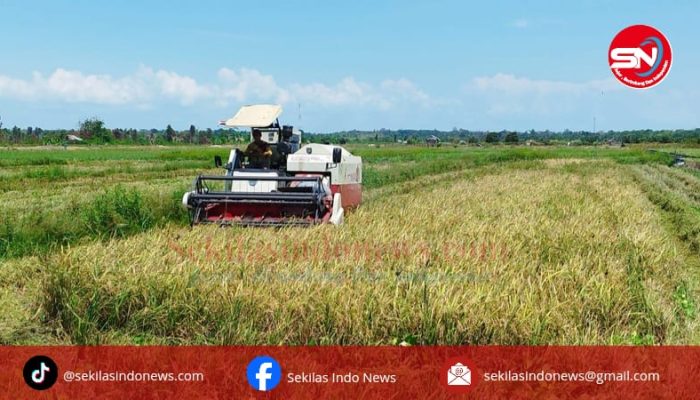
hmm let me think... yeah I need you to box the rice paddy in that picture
[1,144,699,345]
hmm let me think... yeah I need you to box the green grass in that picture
[0,146,220,258]
[0,185,189,259]
[0,146,227,166]
[359,146,671,188]
[650,147,700,159]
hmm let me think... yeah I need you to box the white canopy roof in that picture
[221,104,283,128]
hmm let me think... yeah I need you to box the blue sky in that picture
[0,0,698,132]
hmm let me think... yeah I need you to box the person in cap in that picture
[244,129,273,168]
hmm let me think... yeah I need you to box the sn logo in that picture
[610,37,662,70]
[608,25,671,88]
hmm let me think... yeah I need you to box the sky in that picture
[0,0,698,132]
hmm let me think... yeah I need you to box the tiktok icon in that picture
[23,355,58,390]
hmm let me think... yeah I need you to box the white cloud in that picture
[217,67,290,104]
[512,19,529,29]
[289,77,433,110]
[290,77,386,108]
[47,69,149,104]
[0,67,432,111]
[153,70,212,105]
[472,73,618,95]
[0,69,148,104]
[0,74,39,99]
[380,78,432,105]
[468,73,620,117]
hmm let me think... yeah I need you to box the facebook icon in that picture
[246,355,282,392]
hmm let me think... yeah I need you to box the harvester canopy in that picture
[221,104,283,128]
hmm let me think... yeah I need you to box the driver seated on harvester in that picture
[244,129,273,168]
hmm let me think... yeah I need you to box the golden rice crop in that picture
[37,160,698,345]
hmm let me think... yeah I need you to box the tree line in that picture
[319,128,700,145]
[0,117,250,146]
[0,116,698,145]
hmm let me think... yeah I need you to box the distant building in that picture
[66,134,83,142]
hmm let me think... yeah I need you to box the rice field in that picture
[1,144,699,345]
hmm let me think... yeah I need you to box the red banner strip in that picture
[2,346,698,399]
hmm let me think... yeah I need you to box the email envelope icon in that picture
[447,363,471,385]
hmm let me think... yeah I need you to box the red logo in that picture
[608,24,672,89]
[441,356,479,394]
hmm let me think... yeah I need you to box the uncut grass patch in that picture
[631,165,700,253]
[0,162,209,192]
[0,146,227,167]
[0,185,189,259]
[629,165,700,340]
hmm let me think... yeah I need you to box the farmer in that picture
[244,129,272,168]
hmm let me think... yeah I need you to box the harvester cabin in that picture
[220,104,301,169]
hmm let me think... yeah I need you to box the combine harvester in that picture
[182,104,362,226]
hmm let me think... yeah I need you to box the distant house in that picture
[526,140,544,146]
[66,134,83,142]
[426,135,440,147]
[606,139,624,147]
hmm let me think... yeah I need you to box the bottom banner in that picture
[1,346,698,398]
